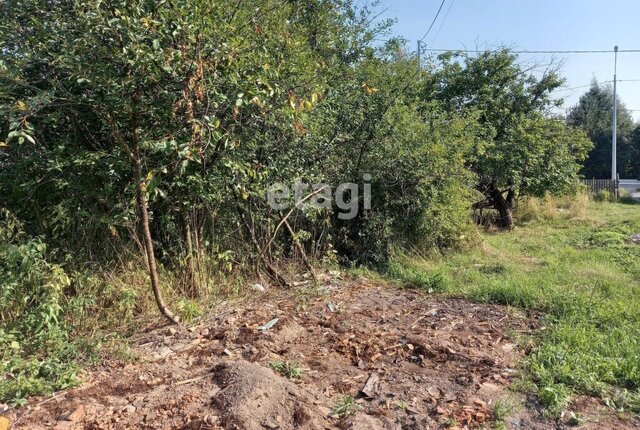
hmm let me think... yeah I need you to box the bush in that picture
[0,214,67,331]
[593,190,613,202]
[0,209,80,404]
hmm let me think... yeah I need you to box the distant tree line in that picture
[568,80,640,180]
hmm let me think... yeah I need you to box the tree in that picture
[425,50,592,228]
[568,80,637,179]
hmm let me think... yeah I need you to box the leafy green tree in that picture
[567,80,637,179]
[425,50,592,228]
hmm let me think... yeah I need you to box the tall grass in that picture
[514,192,589,223]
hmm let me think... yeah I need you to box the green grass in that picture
[390,201,640,417]
[492,397,518,429]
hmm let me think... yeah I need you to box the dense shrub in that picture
[0,209,79,403]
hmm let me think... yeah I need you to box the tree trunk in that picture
[283,218,317,282]
[489,186,514,229]
[182,214,198,297]
[135,157,180,324]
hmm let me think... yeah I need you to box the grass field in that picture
[390,199,640,417]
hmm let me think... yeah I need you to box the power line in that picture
[430,0,455,47]
[556,79,640,92]
[419,0,447,42]
[423,48,640,54]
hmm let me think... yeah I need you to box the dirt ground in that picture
[8,273,640,430]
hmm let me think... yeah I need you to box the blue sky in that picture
[381,0,640,119]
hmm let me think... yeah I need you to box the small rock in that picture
[168,327,177,335]
[405,406,421,415]
[509,418,522,429]
[472,398,487,408]
[252,283,265,292]
[125,405,136,414]
[59,404,85,422]
[0,416,10,430]
[53,421,75,430]
[203,415,218,425]
[152,346,173,361]
[0,404,8,414]
[427,386,441,400]
[501,343,515,351]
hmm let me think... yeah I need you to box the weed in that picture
[175,299,202,322]
[332,394,358,417]
[539,384,571,418]
[394,400,408,410]
[492,399,513,420]
[269,361,304,379]
[444,417,458,428]
[492,397,517,427]
[593,190,613,202]
[293,285,325,311]
[106,338,141,364]
[602,388,640,413]
[565,411,583,426]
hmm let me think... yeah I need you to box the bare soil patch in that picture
[10,273,639,429]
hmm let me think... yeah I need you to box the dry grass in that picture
[514,193,589,223]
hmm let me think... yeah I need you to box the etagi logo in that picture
[267,174,372,220]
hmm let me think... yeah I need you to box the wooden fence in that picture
[582,178,618,196]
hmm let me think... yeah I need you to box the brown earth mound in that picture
[212,360,325,430]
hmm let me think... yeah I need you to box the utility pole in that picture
[612,45,618,184]
[417,40,422,69]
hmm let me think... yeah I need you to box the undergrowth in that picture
[388,197,640,418]
[0,209,245,405]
